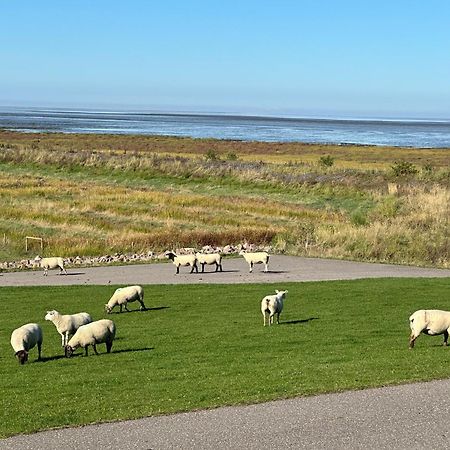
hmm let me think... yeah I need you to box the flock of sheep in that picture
[9,252,450,364]
[10,285,146,364]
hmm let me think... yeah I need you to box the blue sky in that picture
[1,1,449,118]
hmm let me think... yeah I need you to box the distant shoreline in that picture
[1,107,450,148]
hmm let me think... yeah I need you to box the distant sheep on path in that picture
[239,251,269,273]
[165,251,198,274]
[34,256,67,276]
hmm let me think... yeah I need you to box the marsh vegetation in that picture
[0,130,449,267]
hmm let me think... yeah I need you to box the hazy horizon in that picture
[1,1,449,121]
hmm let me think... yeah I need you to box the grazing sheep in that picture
[65,319,116,357]
[239,250,270,273]
[45,310,92,346]
[409,309,450,348]
[261,290,289,326]
[10,323,43,365]
[34,256,67,276]
[165,251,198,274]
[195,252,223,273]
[105,285,146,313]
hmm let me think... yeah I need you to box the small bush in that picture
[205,149,219,161]
[391,161,418,177]
[319,155,334,168]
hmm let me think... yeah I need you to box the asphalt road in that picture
[1,255,449,286]
[1,256,450,449]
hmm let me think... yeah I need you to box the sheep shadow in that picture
[280,317,319,325]
[264,270,288,274]
[64,272,85,276]
[113,347,154,355]
[108,306,169,314]
[36,354,67,363]
[199,270,240,274]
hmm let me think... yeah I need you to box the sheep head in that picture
[104,304,113,314]
[15,350,28,365]
[44,310,58,321]
[64,345,74,358]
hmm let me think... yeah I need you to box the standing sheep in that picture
[195,252,223,273]
[65,319,116,357]
[10,323,43,364]
[239,250,270,273]
[261,290,289,326]
[45,310,92,346]
[34,256,67,276]
[105,285,146,313]
[409,309,450,348]
[165,251,198,274]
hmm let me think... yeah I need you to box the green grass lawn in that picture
[1,278,450,438]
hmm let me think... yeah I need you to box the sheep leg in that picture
[409,332,418,349]
[93,344,99,355]
[124,303,130,312]
[219,262,223,272]
[119,304,123,313]
[85,346,89,356]
[106,341,113,353]
[269,314,274,326]
[201,263,205,273]
[249,262,253,273]
[276,313,280,324]
[264,263,269,272]
[60,266,68,275]
[176,265,180,274]
[444,330,449,346]
[61,333,65,347]
[139,300,146,311]
[37,341,42,361]
[43,268,48,276]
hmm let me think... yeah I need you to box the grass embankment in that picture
[0,131,449,266]
[1,278,450,438]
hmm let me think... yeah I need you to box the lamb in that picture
[195,252,223,273]
[165,251,198,274]
[65,319,116,357]
[239,250,270,273]
[34,256,67,276]
[105,285,146,313]
[261,290,289,326]
[409,309,450,348]
[10,323,43,364]
[45,310,92,346]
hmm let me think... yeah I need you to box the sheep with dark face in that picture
[65,319,116,357]
[409,309,450,348]
[261,290,288,326]
[10,323,43,365]
[165,251,198,274]
[195,253,222,273]
[105,285,146,313]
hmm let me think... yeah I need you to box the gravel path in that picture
[1,255,449,286]
[1,256,450,449]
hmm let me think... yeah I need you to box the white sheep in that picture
[239,250,270,273]
[195,252,223,273]
[261,290,289,326]
[105,285,146,313]
[45,310,93,346]
[165,251,198,274]
[10,323,43,364]
[34,256,67,276]
[409,309,450,348]
[65,319,116,357]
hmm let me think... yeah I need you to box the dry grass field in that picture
[0,130,449,266]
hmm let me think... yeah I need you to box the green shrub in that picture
[319,155,334,168]
[391,161,418,177]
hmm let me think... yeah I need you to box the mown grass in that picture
[1,279,450,438]
[0,131,449,266]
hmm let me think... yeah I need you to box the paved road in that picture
[3,379,450,449]
[1,256,450,449]
[1,255,449,286]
